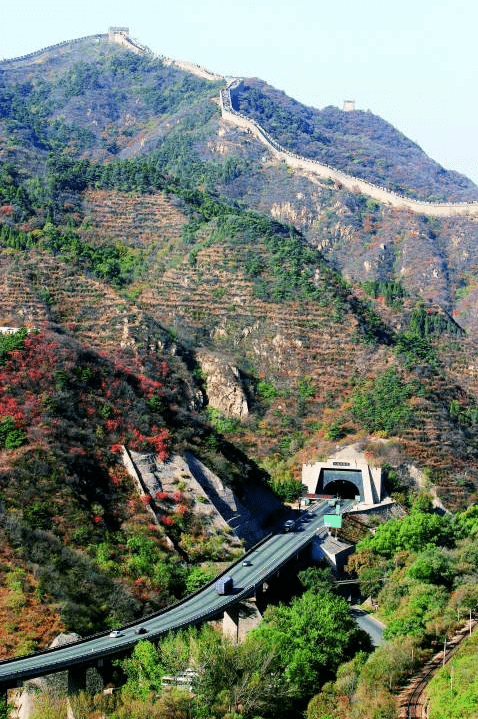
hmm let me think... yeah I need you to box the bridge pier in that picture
[223,599,262,643]
[67,666,87,695]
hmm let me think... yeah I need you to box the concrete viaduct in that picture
[0,501,347,699]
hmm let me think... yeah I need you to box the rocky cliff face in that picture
[196,350,249,418]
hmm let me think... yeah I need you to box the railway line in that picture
[399,619,477,718]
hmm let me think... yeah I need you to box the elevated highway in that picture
[0,500,343,691]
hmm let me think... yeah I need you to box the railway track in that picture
[399,619,477,718]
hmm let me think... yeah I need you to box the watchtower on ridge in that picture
[108,26,129,35]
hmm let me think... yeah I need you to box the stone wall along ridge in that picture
[0,34,107,65]
[161,57,224,82]
[220,80,478,218]
[0,29,152,65]
[3,35,477,218]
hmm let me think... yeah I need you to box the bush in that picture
[351,366,416,434]
[0,416,26,449]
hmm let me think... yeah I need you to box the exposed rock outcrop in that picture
[196,350,249,418]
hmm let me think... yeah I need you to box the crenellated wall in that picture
[3,33,478,218]
[0,29,151,65]
[107,29,151,55]
[0,34,106,65]
[162,56,223,81]
[220,81,478,218]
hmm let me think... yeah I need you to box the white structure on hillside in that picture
[302,446,382,506]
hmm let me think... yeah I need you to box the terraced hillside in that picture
[1,35,478,325]
[1,36,478,515]
[4,36,478,669]
[2,172,477,511]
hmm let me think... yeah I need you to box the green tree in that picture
[406,548,453,587]
[248,589,371,697]
[121,640,166,700]
[383,582,449,639]
[358,510,449,558]
[298,566,336,593]
[185,566,214,594]
[306,682,337,719]
[351,366,416,434]
[0,416,26,449]
[453,504,478,539]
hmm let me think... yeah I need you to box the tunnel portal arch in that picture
[321,469,363,501]
[302,451,382,506]
[324,479,359,500]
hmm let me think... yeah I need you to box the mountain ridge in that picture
[221,80,478,216]
[2,33,478,655]
[3,30,477,207]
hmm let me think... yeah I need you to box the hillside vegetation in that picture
[2,36,478,333]
[0,322,266,652]
[234,78,478,203]
[2,33,478,718]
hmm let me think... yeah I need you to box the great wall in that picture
[2,30,478,219]
[220,80,478,218]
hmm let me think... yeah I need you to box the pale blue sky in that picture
[2,0,478,184]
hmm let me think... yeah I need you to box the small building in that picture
[343,100,356,112]
[312,534,354,572]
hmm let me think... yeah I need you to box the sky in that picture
[2,0,478,185]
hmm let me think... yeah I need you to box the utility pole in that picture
[443,637,447,666]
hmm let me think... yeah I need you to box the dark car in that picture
[134,626,148,635]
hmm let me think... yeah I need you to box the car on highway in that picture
[242,559,252,566]
[134,626,148,635]
[283,519,295,533]
[109,630,124,638]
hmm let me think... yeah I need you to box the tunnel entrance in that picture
[320,469,363,501]
[323,479,358,500]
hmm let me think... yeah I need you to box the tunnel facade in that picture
[302,449,382,506]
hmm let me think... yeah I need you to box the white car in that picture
[109,630,124,638]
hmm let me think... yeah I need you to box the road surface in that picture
[0,500,347,688]
[350,607,385,646]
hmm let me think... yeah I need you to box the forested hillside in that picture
[234,78,478,202]
[2,33,478,719]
